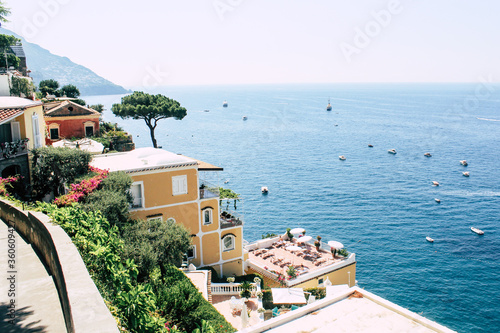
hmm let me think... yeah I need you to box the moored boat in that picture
[435,198,441,203]
[368,144,373,148]
[326,98,332,111]
[242,116,248,121]
[223,100,228,107]
[339,155,346,160]
[432,181,440,186]
[460,160,468,166]
[261,186,269,194]
[424,152,432,157]
[471,227,484,235]
[463,172,469,177]
[426,236,434,243]
[388,149,397,154]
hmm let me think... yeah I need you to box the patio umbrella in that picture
[241,301,249,328]
[290,228,305,235]
[328,241,344,249]
[297,235,312,243]
[286,245,302,252]
[271,288,307,304]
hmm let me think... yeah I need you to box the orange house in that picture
[44,101,100,145]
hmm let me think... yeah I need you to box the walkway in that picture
[0,219,66,332]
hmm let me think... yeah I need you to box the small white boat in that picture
[432,181,440,186]
[242,116,248,121]
[460,160,468,166]
[426,236,434,243]
[471,227,484,235]
[339,155,346,160]
[261,186,269,194]
[424,152,432,157]
[435,198,441,203]
[463,172,470,177]
[223,100,228,107]
[326,98,332,111]
[388,149,397,154]
[224,179,230,184]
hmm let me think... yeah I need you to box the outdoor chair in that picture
[272,307,280,317]
[291,305,300,311]
[307,295,316,304]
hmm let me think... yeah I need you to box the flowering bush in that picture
[0,175,21,197]
[54,167,109,206]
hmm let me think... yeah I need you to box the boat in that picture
[434,198,441,203]
[203,109,210,112]
[242,116,248,121]
[388,149,397,154]
[339,155,346,160]
[471,227,484,235]
[432,181,440,186]
[326,98,332,111]
[426,236,434,243]
[368,144,374,148]
[463,172,470,177]
[460,160,468,166]
[424,152,432,157]
[261,186,269,194]
[222,100,228,107]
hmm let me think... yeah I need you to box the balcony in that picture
[199,180,219,199]
[0,139,29,161]
[220,210,244,229]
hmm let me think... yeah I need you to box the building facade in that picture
[91,148,245,277]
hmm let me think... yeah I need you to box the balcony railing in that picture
[0,139,29,161]
[211,282,259,296]
[199,180,219,199]
[220,209,244,229]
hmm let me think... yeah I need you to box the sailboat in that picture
[326,98,332,111]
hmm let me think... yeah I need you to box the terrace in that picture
[220,209,244,229]
[245,236,355,287]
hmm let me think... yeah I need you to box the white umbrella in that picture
[286,245,302,252]
[328,241,344,249]
[290,228,305,235]
[297,235,312,243]
[241,300,249,328]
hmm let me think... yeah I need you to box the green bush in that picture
[31,147,91,199]
[153,265,235,333]
[82,189,131,228]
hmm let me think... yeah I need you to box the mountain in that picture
[0,28,129,96]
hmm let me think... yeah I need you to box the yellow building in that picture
[0,97,45,179]
[91,147,245,277]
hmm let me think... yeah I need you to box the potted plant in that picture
[286,228,294,240]
[287,266,297,280]
[331,247,336,258]
[257,307,265,314]
[256,291,264,300]
[239,281,253,299]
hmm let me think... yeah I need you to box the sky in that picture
[3,0,500,88]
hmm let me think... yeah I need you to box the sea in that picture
[84,83,500,333]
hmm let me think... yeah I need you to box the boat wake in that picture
[477,117,500,122]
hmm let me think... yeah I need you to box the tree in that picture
[111,91,187,148]
[10,76,34,97]
[60,84,80,98]
[38,79,60,97]
[0,34,20,70]
[0,1,10,23]
[90,104,104,113]
[122,219,191,280]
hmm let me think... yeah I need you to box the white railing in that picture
[211,282,259,295]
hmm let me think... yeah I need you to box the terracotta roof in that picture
[0,108,24,125]
[44,100,100,117]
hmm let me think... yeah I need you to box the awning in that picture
[271,288,307,304]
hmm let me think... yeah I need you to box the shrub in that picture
[54,167,108,206]
[82,189,131,228]
[261,232,277,239]
[0,175,23,198]
[31,147,91,199]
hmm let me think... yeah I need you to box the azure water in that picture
[85,83,500,332]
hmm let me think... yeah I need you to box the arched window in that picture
[222,234,235,252]
[166,217,176,224]
[1,165,20,178]
[202,207,213,225]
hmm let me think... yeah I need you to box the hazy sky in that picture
[4,0,500,87]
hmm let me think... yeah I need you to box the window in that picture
[130,182,144,209]
[147,215,163,223]
[50,128,59,140]
[187,245,196,259]
[84,121,95,137]
[203,208,213,225]
[222,234,235,252]
[32,114,41,148]
[166,217,176,224]
[10,122,20,141]
[172,175,188,196]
